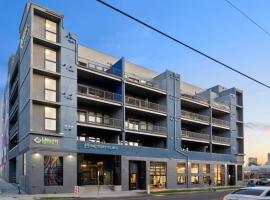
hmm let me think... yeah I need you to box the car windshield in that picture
[232,189,264,196]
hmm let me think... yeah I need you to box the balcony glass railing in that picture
[181,110,209,123]
[125,72,165,91]
[77,84,122,103]
[181,93,209,104]
[212,100,230,112]
[9,122,18,137]
[212,135,230,145]
[78,57,122,77]
[212,118,230,128]
[181,130,209,142]
[125,96,167,113]
[77,114,121,129]
[9,99,19,115]
[125,121,167,135]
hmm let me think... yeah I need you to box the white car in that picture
[223,187,270,200]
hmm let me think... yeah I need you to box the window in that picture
[214,164,225,186]
[202,164,210,174]
[44,156,63,186]
[191,176,199,184]
[88,112,95,122]
[265,190,270,196]
[150,162,167,188]
[177,175,185,185]
[45,78,57,102]
[45,107,57,131]
[45,19,57,42]
[22,153,26,176]
[191,163,199,174]
[203,175,211,184]
[176,163,186,174]
[232,189,264,196]
[237,165,243,181]
[78,111,86,122]
[45,49,57,72]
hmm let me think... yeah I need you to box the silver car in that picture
[223,187,270,200]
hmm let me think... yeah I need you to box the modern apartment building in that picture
[0,3,244,194]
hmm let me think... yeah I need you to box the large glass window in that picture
[45,19,57,42]
[44,156,63,186]
[45,49,57,72]
[191,176,199,184]
[45,107,57,131]
[203,164,210,174]
[45,78,57,102]
[22,153,26,176]
[150,162,167,188]
[214,164,225,186]
[176,163,186,185]
[177,163,186,174]
[191,163,199,174]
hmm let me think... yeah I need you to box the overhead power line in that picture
[225,0,270,37]
[96,0,270,89]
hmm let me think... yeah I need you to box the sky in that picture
[0,0,270,164]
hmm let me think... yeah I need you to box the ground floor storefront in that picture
[5,151,244,194]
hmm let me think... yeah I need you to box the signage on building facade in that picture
[20,24,30,49]
[83,142,118,151]
[33,136,59,145]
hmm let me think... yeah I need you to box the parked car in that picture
[223,187,270,200]
[257,176,270,185]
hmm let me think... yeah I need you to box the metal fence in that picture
[125,121,167,135]
[78,114,121,129]
[212,135,231,145]
[181,130,210,142]
[212,118,230,128]
[78,84,122,103]
[181,110,209,123]
[125,96,167,113]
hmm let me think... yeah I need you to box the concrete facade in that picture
[0,3,244,194]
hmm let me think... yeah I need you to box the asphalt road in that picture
[83,190,231,200]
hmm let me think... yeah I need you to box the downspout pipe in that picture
[172,72,189,188]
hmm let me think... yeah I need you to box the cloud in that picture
[245,122,270,132]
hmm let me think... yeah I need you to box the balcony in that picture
[212,118,230,129]
[125,121,167,137]
[78,57,122,78]
[77,114,121,131]
[9,122,18,138]
[125,96,167,115]
[212,135,231,146]
[212,100,230,113]
[9,77,19,99]
[181,130,209,143]
[181,110,209,125]
[77,84,122,105]
[181,93,209,107]
[125,72,165,93]
[9,99,19,116]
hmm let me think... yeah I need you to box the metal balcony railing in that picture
[9,121,18,138]
[77,84,122,103]
[212,100,230,112]
[125,121,167,135]
[9,77,18,97]
[212,135,231,145]
[181,130,210,142]
[78,57,122,77]
[181,110,210,124]
[125,96,167,113]
[181,93,209,105]
[78,114,121,129]
[212,118,230,128]
[125,72,165,91]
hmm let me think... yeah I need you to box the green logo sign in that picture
[34,136,59,145]
[20,24,30,49]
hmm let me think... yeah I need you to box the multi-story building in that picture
[248,157,258,166]
[0,3,244,194]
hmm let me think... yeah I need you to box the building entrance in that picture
[228,165,236,185]
[77,154,121,186]
[129,160,146,190]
